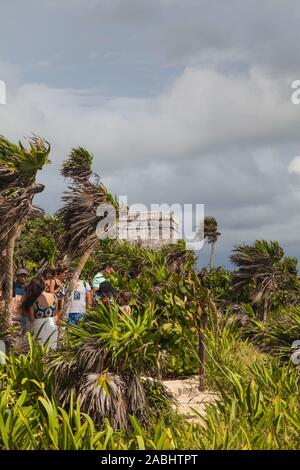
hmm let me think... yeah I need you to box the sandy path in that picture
[162,376,218,423]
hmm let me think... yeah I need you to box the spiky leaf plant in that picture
[47,302,171,429]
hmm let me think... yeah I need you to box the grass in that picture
[0,304,299,449]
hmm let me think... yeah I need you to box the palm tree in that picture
[0,136,50,323]
[231,240,298,322]
[190,277,216,391]
[204,217,221,271]
[58,147,117,322]
[196,216,221,270]
[47,302,168,429]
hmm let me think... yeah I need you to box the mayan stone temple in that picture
[119,211,179,248]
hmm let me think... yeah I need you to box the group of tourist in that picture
[9,262,132,350]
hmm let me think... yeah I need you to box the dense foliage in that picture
[0,307,299,449]
[0,137,299,450]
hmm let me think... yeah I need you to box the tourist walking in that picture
[67,269,92,325]
[53,263,68,322]
[22,279,58,350]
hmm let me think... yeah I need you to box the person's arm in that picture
[49,279,56,293]
[28,306,34,323]
[54,297,60,325]
[60,291,65,315]
[85,282,92,309]
[86,291,92,309]
[17,294,25,317]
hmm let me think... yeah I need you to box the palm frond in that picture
[0,135,50,190]
[78,372,127,429]
[61,147,93,182]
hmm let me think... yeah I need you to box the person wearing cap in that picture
[67,268,92,325]
[13,268,29,297]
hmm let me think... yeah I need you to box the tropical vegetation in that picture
[0,135,299,450]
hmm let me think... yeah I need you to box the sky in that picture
[1,0,300,268]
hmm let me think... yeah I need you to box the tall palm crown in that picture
[0,135,50,189]
[61,146,93,183]
[231,240,298,320]
[196,216,221,270]
[58,147,116,258]
[0,136,50,239]
[0,136,50,249]
[204,216,220,245]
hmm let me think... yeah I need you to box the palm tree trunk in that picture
[263,294,269,322]
[60,247,94,324]
[198,309,208,391]
[4,226,19,327]
[209,242,215,271]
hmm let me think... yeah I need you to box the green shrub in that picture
[244,305,300,357]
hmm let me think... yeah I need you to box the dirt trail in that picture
[162,376,218,423]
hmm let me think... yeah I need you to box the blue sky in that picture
[1,0,300,268]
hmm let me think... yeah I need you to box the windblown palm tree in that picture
[231,240,298,321]
[58,147,117,321]
[196,216,221,270]
[0,136,50,322]
[204,217,221,271]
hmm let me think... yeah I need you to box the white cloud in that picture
[1,60,300,265]
[1,65,298,169]
[288,156,300,175]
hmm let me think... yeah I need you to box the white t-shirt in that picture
[68,280,91,314]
